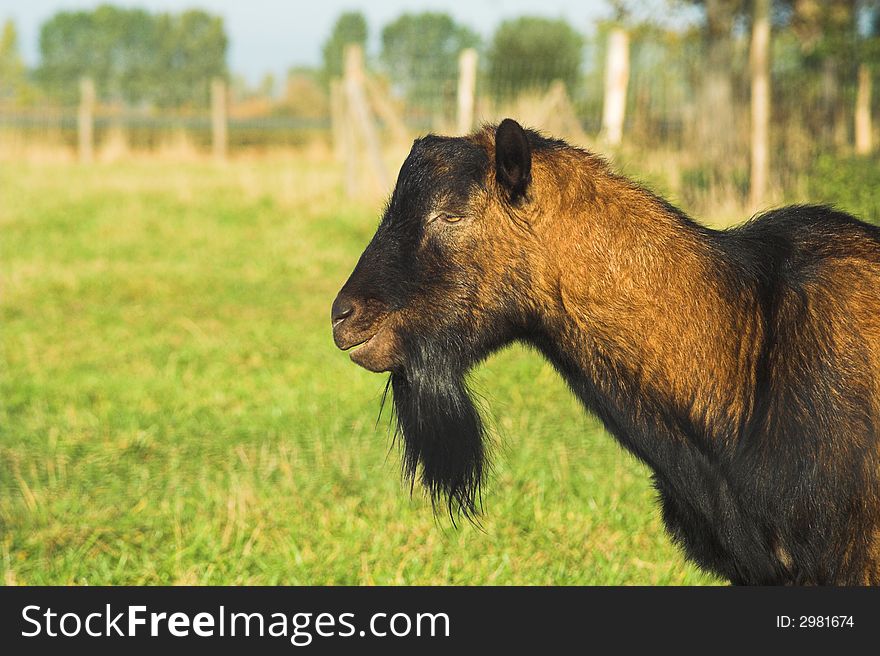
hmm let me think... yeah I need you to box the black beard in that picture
[383,344,488,521]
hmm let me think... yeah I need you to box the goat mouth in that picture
[348,324,397,373]
[344,335,374,352]
[333,323,380,352]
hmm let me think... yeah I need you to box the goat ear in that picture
[495,118,531,202]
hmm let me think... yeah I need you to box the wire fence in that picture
[2,27,877,215]
[0,36,870,154]
[0,106,329,150]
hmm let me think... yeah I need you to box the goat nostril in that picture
[331,297,355,325]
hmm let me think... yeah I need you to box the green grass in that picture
[806,153,880,225]
[0,155,719,585]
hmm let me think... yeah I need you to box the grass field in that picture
[0,151,721,585]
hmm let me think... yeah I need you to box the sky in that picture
[0,0,645,85]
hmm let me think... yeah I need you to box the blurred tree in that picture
[784,0,857,54]
[677,0,748,161]
[380,12,480,111]
[321,12,368,84]
[608,0,630,20]
[0,19,27,103]
[867,0,880,33]
[36,6,158,105]
[606,0,659,21]
[35,10,100,104]
[95,5,157,103]
[487,17,584,100]
[35,6,226,107]
[153,10,228,108]
[780,0,858,146]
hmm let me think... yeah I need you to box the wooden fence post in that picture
[855,63,873,156]
[211,77,228,161]
[601,28,629,147]
[749,0,771,209]
[343,44,389,196]
[78,77,95,163]
[457,48,478,136]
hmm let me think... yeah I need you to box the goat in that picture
[332,119,880,584]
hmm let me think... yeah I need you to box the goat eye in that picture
[440,214,463,223]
